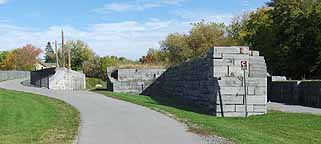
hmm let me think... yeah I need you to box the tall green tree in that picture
[160,21,238,64]
[64,40,95,71]
[230,0,321,79]
[44,42,55,63]
[0,51,9,64]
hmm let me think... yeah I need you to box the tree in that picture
[44,42,55,63]
[82,56,101,78]
[160,21,238,64]
[1,44,42,70]
[64,40,95,71]
[0,51,9,65]
[139,48,167,64]
[230,0,321,79]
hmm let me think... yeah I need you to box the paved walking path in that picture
[268,102,321,115]
[0,79,205,144]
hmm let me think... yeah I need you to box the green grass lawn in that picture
[0,88,80,144]
[86,77,106,90]
[97,91,321,144]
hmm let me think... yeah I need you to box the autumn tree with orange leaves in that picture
[0,44,42,71]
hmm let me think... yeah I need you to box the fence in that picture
[30,68,56,88]
[0,70,30,81]
[270,80,321,108]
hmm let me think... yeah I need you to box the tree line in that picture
[0,0,320,80]
[0,40,135,80]
[140,0,321,80]
[43,40,136,80]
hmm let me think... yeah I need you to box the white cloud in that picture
[95,0,186,13]
[173,10,234,25]
[0,20,191,60]
[0,0,8,5]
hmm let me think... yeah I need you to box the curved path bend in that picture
[0,79,205,144]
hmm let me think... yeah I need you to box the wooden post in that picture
[68,48,71,69]
[55,41,59,67]
[61,30,65,68]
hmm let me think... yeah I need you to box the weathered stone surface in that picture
[108,46,268,117]
[0,70,29,81]
[49,68,85,90]
[107,68,166,93]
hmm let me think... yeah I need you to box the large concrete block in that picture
[213,59,233,66]
[228,66,246,77]
[216,112,246,117]
[223,53,249,60]
[216,104,235,112]
[247,78,267,87]
[217,96,244,105]
[251,51,260,56]
[254,87,267,95]
[220,86,245,95]
[247,96,267,105]
[213,66,228,77]
[218,77,243,87]
[212,47,241,54]
[253,105,267,113]
[235,104,254,112]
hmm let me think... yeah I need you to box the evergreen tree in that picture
[44,42,55,63]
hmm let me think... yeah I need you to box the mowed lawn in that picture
[0,88,80,144]
[98,91,321,144]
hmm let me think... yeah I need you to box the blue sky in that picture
[0,0,268,60]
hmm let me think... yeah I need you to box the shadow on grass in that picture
[92,88,209,115]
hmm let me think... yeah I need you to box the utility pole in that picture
[55,40,59,68]
[68,48,71,69]
[61,30,65,68]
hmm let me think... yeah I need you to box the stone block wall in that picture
[107,68,166,93]
[30,67,86,90]
[107,46,268,117]
[143,46,267,117]
[49,68,86,90]
[209,47,267,116]
[0,70,30,81]
[142,56,217,114]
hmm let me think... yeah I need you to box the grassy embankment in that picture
[86,77,106,90]
[0,89,80,144]
[97,91,321,144]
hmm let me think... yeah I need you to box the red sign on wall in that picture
[241,60,247,70]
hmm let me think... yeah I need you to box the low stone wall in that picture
[30,67,85,90]
[49,68,86,90]
[107,47,267,117]
[143,46,267,117]
[271,81,321,108]
[0,70,30,81]
[107,68,166,93]
[142,56,217,114]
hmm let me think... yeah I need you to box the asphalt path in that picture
[0,79,205,144]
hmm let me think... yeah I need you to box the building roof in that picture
[37,61,57,67]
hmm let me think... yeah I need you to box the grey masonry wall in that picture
[30,67,86,90]
[107,46,268,117]
[49,68,86,90]
[271,81,321,108]
[107,67,166,93]
[0,70,30,81]
[143,47,267,117]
